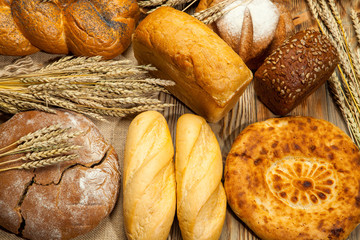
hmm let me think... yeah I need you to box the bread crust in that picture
[225,116,360,240]
[196,0,294,70]
[133,7,253,123]
[1,0,139,58]
[254,30,339,115]
[176,114,226,240]
[0,1,39,55]
[123,111,176,240]
[0,110,120,240]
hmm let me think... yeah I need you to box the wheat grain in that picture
[85,96,162,106]
[138,0,166,7]
[0,95,55,113]
[306,0,360,146]
[0,154,79,172]
[0,56,172,119]
[351,10,360,46]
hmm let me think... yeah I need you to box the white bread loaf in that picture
[123,111,176,240]
[175,114,227,240]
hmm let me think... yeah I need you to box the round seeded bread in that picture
[225,116,360,240]
[0,110,120,240]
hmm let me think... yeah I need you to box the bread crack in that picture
[16,174,35,237]
[33,146,110,186]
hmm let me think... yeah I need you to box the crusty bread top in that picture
[176,114,226,240]
[254,30,339,115]
[133,7,253,107]
[0,110,120,240]
[1,0,139,58]
[123,111,176,240]
[225,117,360,240]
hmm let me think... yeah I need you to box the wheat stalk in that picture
[193,0,250,24]
[0,145,81,167]
[306,0,360,146]
[0,124,84,172]
[0,56,174,119]
[0,154,79,172]
[351,10,360,46]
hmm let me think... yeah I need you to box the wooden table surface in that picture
[1,0,360,240]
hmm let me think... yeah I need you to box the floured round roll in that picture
[225,117,360,240]
[0,110,120,240]
[196,0,295,69]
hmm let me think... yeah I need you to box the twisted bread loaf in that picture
[0,0,139,59]
[123,111,176,240]
[176,114,226,240]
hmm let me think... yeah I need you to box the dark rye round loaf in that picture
[225,116,360,240]
[0,110,120,240]
[254,30,339,115]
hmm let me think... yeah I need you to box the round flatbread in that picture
[225,116,360,240]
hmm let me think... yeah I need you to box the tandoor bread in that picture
[0,0,139,59]
[225,117,360,240]
[132,7,253,123]
[176,114,226,240]
[123,111,176,240]
[0,110,120,240]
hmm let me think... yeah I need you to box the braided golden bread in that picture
[0,0,139,59]
[123,111,176,240]
[176,114,226,240]
[225,117,360,240]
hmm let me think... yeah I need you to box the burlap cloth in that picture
[0,49,154,240]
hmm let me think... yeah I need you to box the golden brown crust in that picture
[0,110,120,240]
[0,0,39,55]
[2,0,139,58]
[225,116,360,240]
[123,111,176,240]
[254,30,339,116]
[132,7,253,123]
[175,114,226,240]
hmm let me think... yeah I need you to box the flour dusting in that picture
[217,0,280,42]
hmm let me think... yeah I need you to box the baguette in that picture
[132,7,253,123]
[123,111,176,240]
[175,114,226,240]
